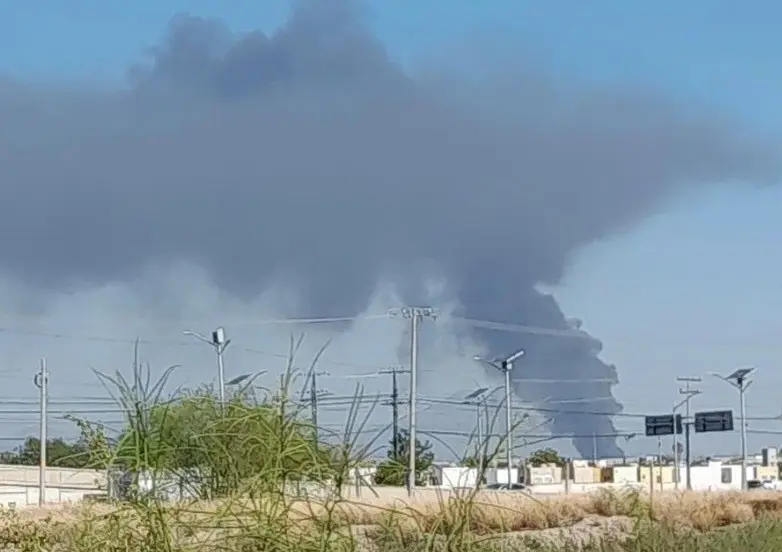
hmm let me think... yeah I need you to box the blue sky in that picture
[1,0,781,456]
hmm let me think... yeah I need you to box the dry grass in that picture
[1,488,781,549]
[290,487,782,533]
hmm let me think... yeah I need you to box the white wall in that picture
[485,468,519,485]
[0,485,103,509]
[530,482,645,495]
[612,466,639,484]
[0,465,106,488]
[689,464,753,491]
[435,467,476,489]
[530,463,755,495]
[0,464,106,508]
[352,467,377,483]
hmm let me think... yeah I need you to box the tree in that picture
[459,454,493,470]
[374,430,434,486]
[459,455,482,469]
[458,455,488,485]
[527,447,565,467]
[0,437,91,468]
[66,415,114,470]
[109,389,340,497]
[59,345,365,499]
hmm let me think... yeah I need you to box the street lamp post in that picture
[713,367,756,492]
[672,391,700,491]
[464,386,502,488]
[674,377,702,491]
[184,327,232,412]
[473,349,525,486]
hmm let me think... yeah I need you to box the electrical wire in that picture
[0,372,771,430]
[0,409,127,415]
[0,392,767,427]
[0,313,607,340]
[415,396,782,423]
[452,317,591,339]
[747,429,782,436]
[0,399,118,405]
[0,313,778,347]
[317,424,640,440]
[0,318,772,394]
[250,315,390,325]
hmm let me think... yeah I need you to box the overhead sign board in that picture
[694,410,734,433]
[645,414,683,436]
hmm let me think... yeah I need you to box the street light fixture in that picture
[473,349,525,486]
[713,367,756,491]
[183,327,232,412]
[226,374,252,387]
[226,370,267,387]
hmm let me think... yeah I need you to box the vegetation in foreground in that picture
[1,341,781,550]
[3,488,782,551]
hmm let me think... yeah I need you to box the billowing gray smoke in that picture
[0,1,777,457]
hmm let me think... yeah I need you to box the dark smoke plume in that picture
[0,1,777,457]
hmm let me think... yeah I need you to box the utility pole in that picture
[388,307,436,498]
[380,366,411,461]
[592,433,598,465]
[392,369,399,460]
[672,405,679,490]
[657,437,663,493]
[311,371,319,448]
[672,397,690,491]
[306,370,329,452]
[713,367,756,492]
[374,367,411,462]
[503,362,513,483]
[649,453,655,503]
[677,376,702,491]
[33,359,48,507]
[476,405,483,470]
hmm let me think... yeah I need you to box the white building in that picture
[678,461,758,491]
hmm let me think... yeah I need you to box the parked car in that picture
[747,479,780,491]
[747,480,764,490]
[483,483,527,491]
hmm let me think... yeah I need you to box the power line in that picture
[747,429,782,436]
[0,393,766,428]
[0,327,402,373]
[317,424,639,440]
[251,315,390,325]
[453,318,591,339]
[0,313,779,347]
[0,318,585,345]
[0,409,130,415]
[416,396,633,418]
[0,399,117,405]
[0,313,388,326]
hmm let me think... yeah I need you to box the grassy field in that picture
[2,487,782,551]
